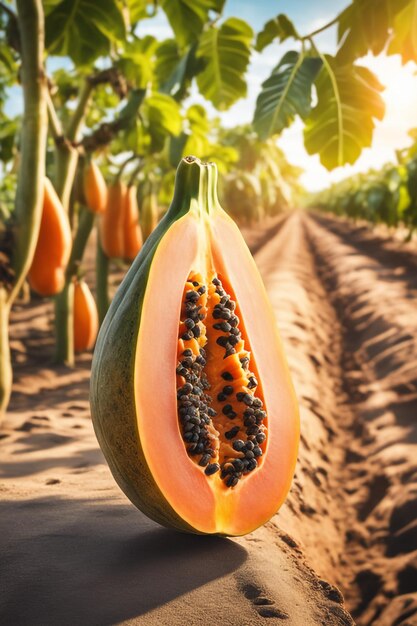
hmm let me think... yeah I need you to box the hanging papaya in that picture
[100,180,126,258]
[123,185,143,260]
[83,161,107,214]
[140,186,158,241]
[73,279,99,352]
[90,157,299,536]
[28,177,72,296]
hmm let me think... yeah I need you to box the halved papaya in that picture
[90,157,299,536]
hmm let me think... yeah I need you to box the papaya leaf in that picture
[253,51,322,139]
[196,18,253,111]
[388,0,417,64]
[304,57,385,170]
[144,93,182,152]
[336,0,408,64]
[156,40,202,99]
[118,88,147,126]
[122,0,155,24]
[45,0,126,65]
[256,14,299,52]
[0,115,18,163]
[160,0,226,48]
[0,41,16,74]
[117,36,158,89]
[169,132,189,168]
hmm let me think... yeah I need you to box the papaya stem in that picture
[0,288,12,416]
[127,159,142,187]
[53,80,95,365]
[67,79,93,142]
[10,0,47,305]
[54,206,95,364]
[114,154,139,184]
[54,282,74,366]
[96,230,110,325]
[3,0,47,418]
[66,206,95,279]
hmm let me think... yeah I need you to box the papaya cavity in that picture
[177,272,266,488]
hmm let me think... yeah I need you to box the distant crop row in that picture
[311,139,417,240]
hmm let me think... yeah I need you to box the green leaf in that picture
[196,18,253,110]
[160,0,226,48]
[336,0,408,64]
[304,57,385,170]
[0,41,17,74]
[155,40,202,99]
[256,14,299,52]
[45,0,126,65]
[117,36,158,88]
[0,115,17,163]
[144,92,182,152]
[253,51,322,139]
[388,0,417,64]
[122,0,155,24]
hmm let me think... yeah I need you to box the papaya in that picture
[90,157,299,536]
[140,187,158,241]
[73,279,99,352]
[100,180,126,258]
[123,185,143,260]
[28,177,72,296]
[83,161,107,214]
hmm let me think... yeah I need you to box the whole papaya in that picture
[73,279,99,352]
[28,177,72,296]
[123,185,143,261]
[83,161,107,214]
[100,180,126,259]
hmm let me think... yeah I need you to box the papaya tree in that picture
[0,0,47,414]
[0,0,259,415]
[253,0,416,171]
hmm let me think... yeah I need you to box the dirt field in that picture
[1,211,416,625]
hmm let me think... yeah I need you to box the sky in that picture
[138,0,417,191]
[5,0,417,191]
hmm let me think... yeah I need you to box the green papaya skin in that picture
[90,158,211,532]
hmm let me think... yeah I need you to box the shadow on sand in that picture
[0,495,247,626]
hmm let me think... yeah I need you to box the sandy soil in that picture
[1,211,416,625]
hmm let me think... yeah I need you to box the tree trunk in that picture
[54,206,95,365]
[96,231,110,325]
[1,0,47,418]
[0,289,12,416]
[53,81,93,365]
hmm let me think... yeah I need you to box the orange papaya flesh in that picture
[90,157,299,536]
[28,177,72,296]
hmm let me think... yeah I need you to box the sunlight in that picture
[278,54,417,192]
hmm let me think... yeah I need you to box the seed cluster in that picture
[176,273,267,488]
[210,278,267,487]
[177,282,220,477]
